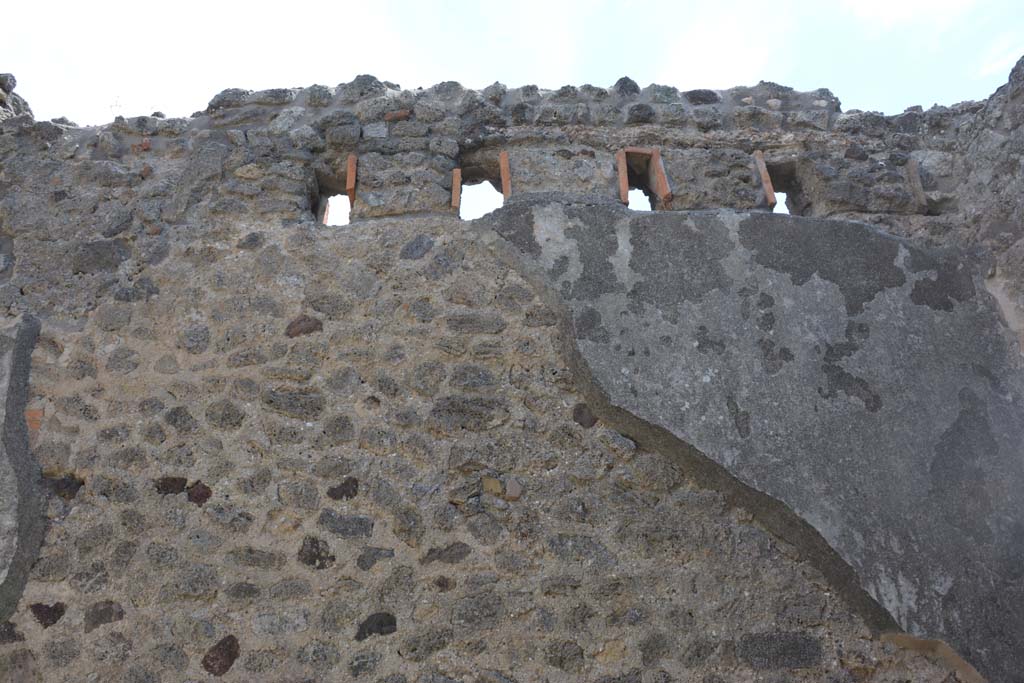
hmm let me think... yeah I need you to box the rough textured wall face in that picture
[3,213,959,683]
[0,61,1022,683]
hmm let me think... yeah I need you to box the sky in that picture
[7,0,1023,127]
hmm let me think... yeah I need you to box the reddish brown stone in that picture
[29,602,66,628]
[187,481,212,506]
[84,600,124,633]
[384,109,411,122]
[43,472,85,500]
[0,622,23,644]
[571,402,598,428]
[285,314,323,338]
[24,408,43,434]
[202,635,239,676]
[155,476,187,495]
[327,476,359,500]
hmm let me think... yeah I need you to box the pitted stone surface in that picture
[491,202,1024,681]
[0,211,960,683]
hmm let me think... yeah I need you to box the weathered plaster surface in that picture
[490,202,1024,681]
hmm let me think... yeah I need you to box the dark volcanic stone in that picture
[684,88,721,104]
[72,239,130,274]
[571,403,598,428]
[202,635,240,676]
[179,324,211,354]
[84,600,124,633]
[0,621,24,644]
[164,406,198,433]
[285,314,323,338]
[400,234,435,260]
[452,590,504,629]
[349,651,382,677]
[322,414,355,444]
[187,481,212,506]
[205,399,246,430]
[355,612,397,641]
[227,546,286,569]
[155,476,187,495]
[262,386,325,419]
[613,77,640,97]
[545,640,584,672]
[627,103,656,124]
[421,541,472,565]
[430,395,508,431]
[450,364,496,390]
[307,293,354,319]
[297,639,341,670]
[845,143,870,161]
[547,533,614,566]
[44,473,85,500]
[327,476,359,500]
[737,632,822,669]
[106,347,140,373]
[318,510,374,538]
[399,628,451,662]
[297,536,336,569]
[225,582,261,601]
[356,546,395,570]
[445,312,507,334]
[30,602,66,628]
[236,232,265,249]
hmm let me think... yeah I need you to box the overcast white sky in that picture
[7,0,1023,127]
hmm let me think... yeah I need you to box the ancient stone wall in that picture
[0,60,1022,682]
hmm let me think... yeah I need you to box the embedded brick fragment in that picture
[285,314,323,338]
[202,635,240,676]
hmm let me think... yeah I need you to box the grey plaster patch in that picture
[493,201,1024,681]
[738,213,906,314]
[0,316,42,621]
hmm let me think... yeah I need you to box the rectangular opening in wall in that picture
[617,148,673,209]
[314,155,355,226]
[764,158,809,215]
[457,158,505,221]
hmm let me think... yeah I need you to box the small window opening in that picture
[619,147,672,210]
[628,188,652,211]
[323,194,351,226]
[457,158,506,220]
[313,154,355,226]
[773,192,789,214]
[764,159,810,216]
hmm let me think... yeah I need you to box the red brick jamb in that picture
[753,150,776,210]
[499,151,511,199]
[451,168,462,210]
[346,154,358,204]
